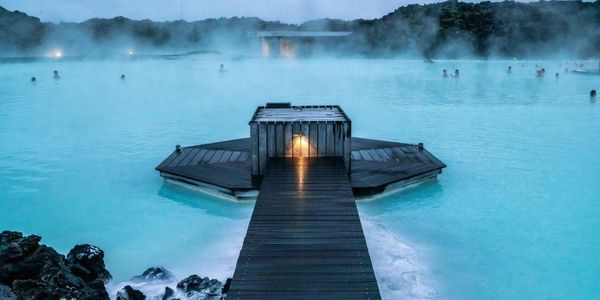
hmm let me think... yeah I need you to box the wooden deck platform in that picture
[227,157,381,300]
[156,137,445,198]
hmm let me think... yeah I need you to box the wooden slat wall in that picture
[251,121,351,175]
[251,124,259,175]
[267,124,275,158]
[258,123,268,175]
[309,122,318,157]
[317,122,327,157]
[275,123,284,157]
[284,123,293,158]
[300,122,309,157]
[326,122,335,156]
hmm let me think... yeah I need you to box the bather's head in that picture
[31,76,36,82]
[591,90,597,98]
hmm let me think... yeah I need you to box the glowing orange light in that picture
[292,135,311,158]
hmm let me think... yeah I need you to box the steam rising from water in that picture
[362,218,439,300]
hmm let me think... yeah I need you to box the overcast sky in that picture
[0,0,425,24]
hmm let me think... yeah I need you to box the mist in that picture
[1,1,600,60]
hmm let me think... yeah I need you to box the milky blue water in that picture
[1,57,599,299]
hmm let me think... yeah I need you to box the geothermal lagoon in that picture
[1,57,599,299]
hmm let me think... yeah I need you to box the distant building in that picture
[248,31,352,58]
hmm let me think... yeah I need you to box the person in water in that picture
[31,76,37,82]
[219,64,226,74]
[53,70,60,79]
[120,74,126,80]
[536,68,545,78]
[507,66,512,74]
[555,73,559,79]
[452,69,460,78]
[591,90,597,99]
[442,69,448,78]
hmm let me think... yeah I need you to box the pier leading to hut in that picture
[156,102,446,298]
[249,103,352,176]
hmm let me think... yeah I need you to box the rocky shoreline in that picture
[0,231,231,300]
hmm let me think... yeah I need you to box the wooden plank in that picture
[228,151,241,162]
[309,122,318,157]
[284,122,293,158]
[382,148,397,162]
[258,123,268,175]
[178,148,200,166]
[251,124,259,175]
[156,152,178,169]
[208,150,225,164]
[219,151,233,163]
[318,122,327,157]
[167,148,193,167]
[326,122,335,156]
[190,149,208,165]
[359,150,373,161]
[367,149,384,161]
[334,122,343,157]
[267,123,276,158]
[342,122,351,171]
[375,148,391,161]
[275,123,284,157]
[200,150,216,164]
[238,152,249,161]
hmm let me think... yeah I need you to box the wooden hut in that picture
[249,103,352,176]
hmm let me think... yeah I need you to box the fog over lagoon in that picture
[1,1,600,299]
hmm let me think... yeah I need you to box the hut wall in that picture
[251,121,351,175]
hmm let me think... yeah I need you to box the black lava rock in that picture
[162,286,175,300]
[116,285,146,300]
[66,244,112,282]
[131,266,174,282]
[0,230,110,300]
[222,278,232,294]
[0,283,17,300]
[176,275,223,299]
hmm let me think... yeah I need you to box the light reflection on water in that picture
[0,57,599,299]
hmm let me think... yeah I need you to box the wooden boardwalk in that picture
[227,157,381,300]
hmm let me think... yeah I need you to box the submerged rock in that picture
[131,266,175,283]
[116,285,146,300]
[162,286,175,300]
[176,275,224,299]
[0,230,110,300]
